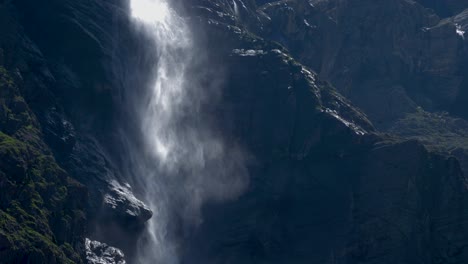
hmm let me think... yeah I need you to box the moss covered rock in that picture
[0,67,87,263]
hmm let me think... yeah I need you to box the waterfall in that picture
[127,0,249,263]
[233,0,240,17]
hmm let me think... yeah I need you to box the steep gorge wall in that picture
[0,0,151,262]
[176,2,468,262]
[1,0,468,263]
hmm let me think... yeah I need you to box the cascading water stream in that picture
[127,0,248,263]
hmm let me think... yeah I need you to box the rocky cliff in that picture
[178,1,468,262]
[1,0,468,263]
[0,0,150,262]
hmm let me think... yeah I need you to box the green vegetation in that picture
[388,109,468,152]
[0,67,85,263]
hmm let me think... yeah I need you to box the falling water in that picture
[233,0,240,17]
[128,0,248,263]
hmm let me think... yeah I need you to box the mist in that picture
[119,0,250,263]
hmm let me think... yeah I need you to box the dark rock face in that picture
[1,0,468,263]
[245,0,468,217]
[251,0,468,136]
[257,0,467,126]
[0,65,86,263]
[65,137,152,226]
[416,0,468,17]
[351,140,468,263]
[177,1,468,263]
[0,0,151,262]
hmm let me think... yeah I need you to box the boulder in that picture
[103,180,153,227]
[85,238,126,264]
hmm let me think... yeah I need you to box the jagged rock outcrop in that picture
[103,180,152,226]
[66,137,152,227]
[85,238,126,264]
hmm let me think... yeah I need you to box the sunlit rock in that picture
[103,180,153,226]
[85,238,126,264]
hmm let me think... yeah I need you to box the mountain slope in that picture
[1,0,468,263]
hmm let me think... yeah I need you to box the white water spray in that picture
[128,0,248,263]
[233,0,240,17]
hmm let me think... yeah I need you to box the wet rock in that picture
[453,8,468,35]
[232,48,268,56]
[85,238,126,264]
[103,180,153,226]
[66,137,152,228]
